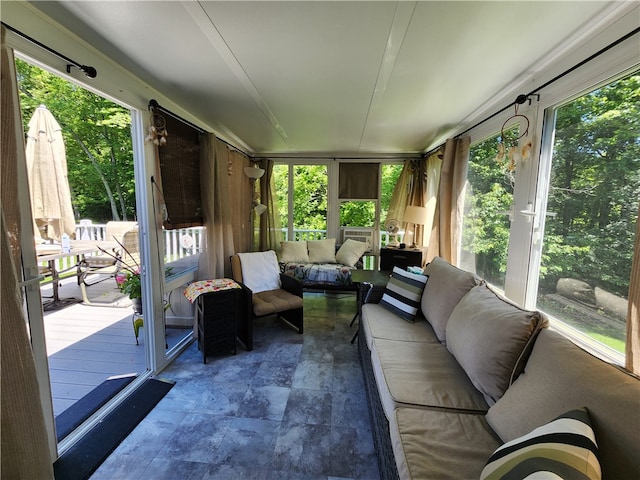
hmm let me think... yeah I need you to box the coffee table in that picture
[350,269,390,344]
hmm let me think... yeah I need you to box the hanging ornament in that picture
[145,111,168,146]
[496,101,531,173]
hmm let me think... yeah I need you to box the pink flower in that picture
[115,274,126,285]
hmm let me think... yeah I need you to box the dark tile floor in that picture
[90,293,380,480]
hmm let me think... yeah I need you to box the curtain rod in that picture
[253,155,418,161]
[1,21,97,78]
[455,26,640,139]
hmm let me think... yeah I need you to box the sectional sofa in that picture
[358,257,640,480]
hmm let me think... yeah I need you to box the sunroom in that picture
[2,1,639,479]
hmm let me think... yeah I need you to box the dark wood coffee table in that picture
[350,269,391,343]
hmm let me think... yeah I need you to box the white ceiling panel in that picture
[7,1,631,155]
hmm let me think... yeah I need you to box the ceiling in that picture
[11,1,623,155]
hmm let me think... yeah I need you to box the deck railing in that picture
[42,224,390,274]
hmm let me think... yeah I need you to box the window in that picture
[536,73,639,355]
[273,163,328,240]
[461,127,519,292]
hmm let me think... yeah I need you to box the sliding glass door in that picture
[14,55,153,453]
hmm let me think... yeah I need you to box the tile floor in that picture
[89,293,380,480]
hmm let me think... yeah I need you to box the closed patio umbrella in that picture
[25,104,76,242]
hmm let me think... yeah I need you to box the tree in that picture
[542,74,639,296]
[16,59,135,222]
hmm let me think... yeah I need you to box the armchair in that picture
[231,251,304,340]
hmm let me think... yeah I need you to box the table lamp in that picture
[403,205,428,248]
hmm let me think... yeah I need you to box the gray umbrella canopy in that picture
[25,104,76,241]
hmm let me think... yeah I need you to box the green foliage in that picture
[463,74,639,300]
[16,59,135,223]
[273,163,403,235]
[462,131,515,286]
[541,73,639,297]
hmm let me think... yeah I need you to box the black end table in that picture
[350,269,390,344]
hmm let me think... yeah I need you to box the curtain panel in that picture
[1,26,55,479]
[626,201,640,374]
[386,157,442,253]
[426,136,470,265]
[259,159,284,252]
[198,135,236,278]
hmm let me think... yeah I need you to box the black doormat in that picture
[53,377,174,480]
[56,374,137,442]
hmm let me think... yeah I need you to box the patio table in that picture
[37,240,118,308]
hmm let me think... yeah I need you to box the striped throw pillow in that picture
[480,408,601,480]
[379,266,428,322]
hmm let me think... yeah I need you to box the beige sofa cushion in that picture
[307,238,336,263]
[371,338,488,420]
[361,303,439,351]
[391,407,500,480]
[445,285,547,405]
[420,257,481,343]
[335,238,368,266]
[279,240,309,262]
[486,329,640,480]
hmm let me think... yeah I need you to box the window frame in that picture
[464,34,639,366]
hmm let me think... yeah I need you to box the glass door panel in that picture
[16,57,148,442]
[461,127,519,292]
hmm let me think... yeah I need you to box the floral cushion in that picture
[281,262,354,286]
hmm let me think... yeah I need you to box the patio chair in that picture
[79,226,140,304]
[230,250,304,336]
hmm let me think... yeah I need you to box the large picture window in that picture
[536,72,639,355]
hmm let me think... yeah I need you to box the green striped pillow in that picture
[481,408,601,480]
[379,266,428,322]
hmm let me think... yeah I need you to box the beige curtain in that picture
[1,26,55,479]
[258,159,284,252]
[386,157,442,254]
[385,161,412,226]
[426,136,470,265]
[228,148,252,254]
[626,201,640,374]
[198,135,236,278]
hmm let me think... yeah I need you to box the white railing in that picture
[42,224,391,277]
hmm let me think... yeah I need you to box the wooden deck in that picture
[41,276,191,415]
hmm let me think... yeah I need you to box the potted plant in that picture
[100,240,173,314]
[115,268,143,313]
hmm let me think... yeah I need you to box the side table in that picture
[350,269,390,344]
[187,279,250,364]
[380,246,424,271]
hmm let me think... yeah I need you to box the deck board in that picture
[41,277,191,416]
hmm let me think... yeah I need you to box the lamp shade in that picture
[404,205,428,225]
[244,165,265,179]
[254,203,267,215]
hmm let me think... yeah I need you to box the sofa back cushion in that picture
[446,284,547,405]
[335,239,368,267]
[280,241,309,263]
[307,238,336,263]
[486,329,640,480]
[420,256,481,342]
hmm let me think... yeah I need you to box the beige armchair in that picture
[231,251,304,342]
